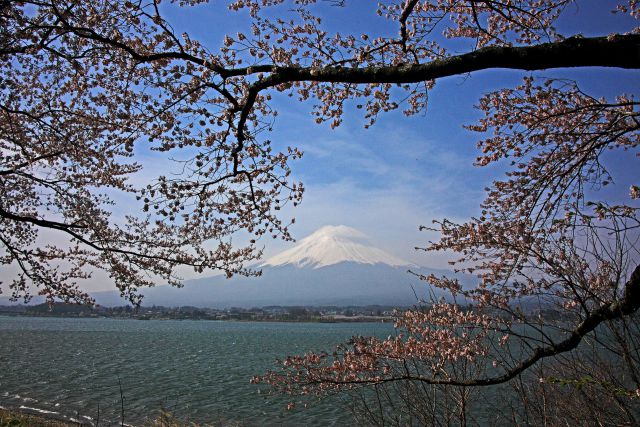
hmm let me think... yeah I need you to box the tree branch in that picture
[254,34,640,88]
[400,0,420,53]
[327,264,640,388]
[236,34,639,172]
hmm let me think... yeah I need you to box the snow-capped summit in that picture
[89,225,460,307]
[262,225,411,269]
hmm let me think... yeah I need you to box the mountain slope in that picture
[263,225,411,268]
[97,262,420,308]
[88,225,469,307]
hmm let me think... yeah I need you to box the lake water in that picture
[0,316,393,426]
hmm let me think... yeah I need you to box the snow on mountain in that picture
[84,225,460,307]
[262,225,412,268]
[2,226,467,308]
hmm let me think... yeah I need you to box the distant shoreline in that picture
[0,312,394,323]
[0,300,569,322]
[0,302,403,323]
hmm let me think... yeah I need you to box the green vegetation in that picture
[0,408,240,427]
[0,409,75,427]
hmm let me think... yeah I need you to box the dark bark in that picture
[254,34,640,88]
[237,34,640,155]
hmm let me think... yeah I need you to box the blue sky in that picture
[157,0,639,261]
[86,1,640,290]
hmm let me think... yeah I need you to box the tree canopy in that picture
[2,1,640,421]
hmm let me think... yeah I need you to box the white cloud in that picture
[253,114,499,270]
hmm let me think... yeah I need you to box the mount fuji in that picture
[262,225,411,269]
[92,225,462,308]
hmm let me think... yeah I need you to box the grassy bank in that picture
[0,408,79,427]
[0,408,217,427]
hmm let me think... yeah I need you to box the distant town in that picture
[0,302,403,322]
[0,301,568,322]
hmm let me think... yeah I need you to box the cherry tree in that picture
[2,0,639,419]
[208,0,639,423]
[2,0,305,304]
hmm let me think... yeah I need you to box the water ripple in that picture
[0,316,391,426]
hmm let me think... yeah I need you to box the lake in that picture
[0,316,393,426]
